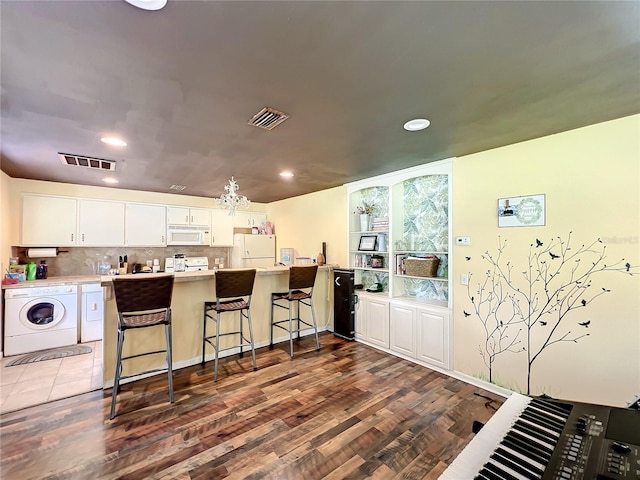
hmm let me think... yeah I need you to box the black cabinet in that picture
[333,268,356,340]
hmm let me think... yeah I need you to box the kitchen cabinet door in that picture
[189,208,210,226]
[22,194,78,246]
[167,206,210,226]
[364,296,389,349]
[210,209,234,246]
[416,305,451,369]
[167,206,190,225]
[233,211,252,228]
[126,203,166,246]
[78,199,125,246]
[389,302,416,358]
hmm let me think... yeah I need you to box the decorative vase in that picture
[316,253,325,266]
[360,214,370,232]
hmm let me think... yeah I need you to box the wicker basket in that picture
[404,256,440,278]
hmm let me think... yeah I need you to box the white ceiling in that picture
[1,1,639,203]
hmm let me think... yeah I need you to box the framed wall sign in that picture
[358,235,378,251]
[498,194,546,227]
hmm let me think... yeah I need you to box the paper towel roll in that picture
[27,248,57,258]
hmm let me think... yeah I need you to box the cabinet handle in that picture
[191,215,194,223]
[71,233,74,242]
[162,235,165,243]
[185,215,189,222]
[82,233,85,242]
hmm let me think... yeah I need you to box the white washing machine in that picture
[4,285,78,356]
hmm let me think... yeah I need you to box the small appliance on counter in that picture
[165,256,209,272]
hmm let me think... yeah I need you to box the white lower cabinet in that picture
[389,302,416,357]
[355,293,389,348]
[415,306,450,369]
[389,299,451,369]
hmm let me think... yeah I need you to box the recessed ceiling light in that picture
[102,177,119,184]
[101,137,127,147]
[403,118,431,131]
[279,171,294,178]
[123,0,167,11]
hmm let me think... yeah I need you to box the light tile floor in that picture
[0,341,103,414]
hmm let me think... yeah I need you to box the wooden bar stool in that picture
[110,274,175,419]
[202,269,257,381]
[270,265,320,357]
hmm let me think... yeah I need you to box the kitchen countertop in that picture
[3,266,335,290]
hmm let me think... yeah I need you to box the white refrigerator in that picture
[231,234,276,268]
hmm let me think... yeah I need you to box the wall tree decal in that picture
[467,232,637,394]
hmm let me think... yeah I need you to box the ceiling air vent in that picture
[169,184,187,191]
[248,107,289,130]
[58,153,116,171]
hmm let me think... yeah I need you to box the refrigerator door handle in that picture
[353,294,358,304]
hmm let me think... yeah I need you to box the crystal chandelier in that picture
[218,176,250,215]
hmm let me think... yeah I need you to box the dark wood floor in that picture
[0,333,503,480]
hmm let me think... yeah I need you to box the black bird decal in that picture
[465,256,471,261]
[463,310,471,317]
[535,239,543,247]
[578,320,590,327]
[626,262,631,272]
[581,299,587,306]
[549,252,560,259]
[539,321,547,326]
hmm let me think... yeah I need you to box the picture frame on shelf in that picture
[358,235,378,251]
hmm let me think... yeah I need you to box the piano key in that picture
[517,416,561,439]
[513,420,557,446]
[503,433,549,466]
[494,445,545,475]
[489,448,542,480]
[484,459,525,480]
[521,407,565,432]
[529,398,572,419]
[476,467,504,480]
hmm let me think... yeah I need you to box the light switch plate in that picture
[456,236,471,246]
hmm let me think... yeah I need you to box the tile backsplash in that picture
[11,246,232,277]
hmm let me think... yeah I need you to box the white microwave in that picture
[166,225,211,245]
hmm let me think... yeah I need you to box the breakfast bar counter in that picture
[100,266,333,387]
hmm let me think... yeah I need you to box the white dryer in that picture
[4,285,78,356]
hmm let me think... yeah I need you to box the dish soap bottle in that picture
[26,261,37,281]
[36,260,48,279]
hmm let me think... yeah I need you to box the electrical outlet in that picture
[456,236,471,246]
[460,273,469,285]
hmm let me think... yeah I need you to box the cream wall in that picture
[0,171,12,351]
[6,178,266,246]
[267,186,347,268]
[452,114,640,406]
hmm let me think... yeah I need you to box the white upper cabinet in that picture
[167,206,210,226]
[210,209,234,246]
[233,211,267,228]
[22,194,78,246]
[78,199,125,246]
[126,203,167,246]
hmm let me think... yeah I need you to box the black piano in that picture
[440,392,640,480]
